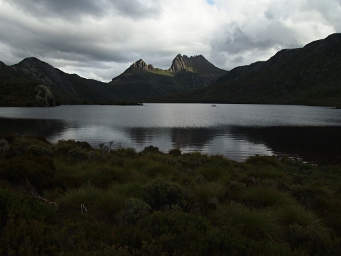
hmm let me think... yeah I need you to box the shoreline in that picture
[0,101,340,108]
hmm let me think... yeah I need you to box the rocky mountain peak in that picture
[126,59,154,73]
[169,54,193,73]
[169,54,225,75]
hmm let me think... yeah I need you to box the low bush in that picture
[0,156,55,191]
[58,186,125,222]
[239,186,294,208]
[0,136,340,255]
[142,180,188,210]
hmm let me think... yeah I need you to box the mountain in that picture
[0,54,226,106]
[169,54,225,75]
[0,61,46,106]
[189,33,341,107]
[125,59,155,72]
[109,55,226,101]
[12,57,118,105]
[3,33,341,107]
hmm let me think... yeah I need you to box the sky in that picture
[0,0,340,81]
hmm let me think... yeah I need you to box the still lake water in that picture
[0,103,341,162]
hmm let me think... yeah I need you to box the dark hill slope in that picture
[0,61,42,106]
[192,33,341,107]
[13,58,118,104]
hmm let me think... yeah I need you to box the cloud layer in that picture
[0,0,339,81]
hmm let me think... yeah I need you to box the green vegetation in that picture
[0,136,341,255]
[149,69,175,77]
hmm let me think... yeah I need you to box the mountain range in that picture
[0,33,341,107]
[109,54,226,101]
[0,54,225,106]
[186,33,341,107]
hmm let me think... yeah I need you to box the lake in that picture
[0,103,341,163]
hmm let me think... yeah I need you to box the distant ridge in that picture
[186,33,341,107]
[12,57,116,105]
[0,54,226,106]
[1,33,341,107]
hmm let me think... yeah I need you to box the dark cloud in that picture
[6,0,107,17]
[4,0,160,19]
[216,27,274,54]
[0,0,339,81]
[212,21,299,56]
[110,1,161,18]
[0,8,138,64]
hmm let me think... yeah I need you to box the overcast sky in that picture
[0,0,340,81]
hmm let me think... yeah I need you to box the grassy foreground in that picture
[0,136,340,256]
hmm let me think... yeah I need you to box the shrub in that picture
[246,156,283,168]
[67,147,89,160]
[239,186,294,208]
[27,144,53,157]
[179,153,209,169]
[137,211,211,255]
[121,198,152,224]
[142,146,160,154]
[274,205,316,227]
[111,148,137,158]
[0,156,55,191]
[142,180,188,210]
[192,182,225,212]
[286,223,336,255]
[1,136,341,255]
[92,166,133,186]
[246,167,285,179]
[0,188,57,223]
[169,149,181,156]
[216,203,280,241]
[197,166,227,182]
[143,162,174,178]
[58,186,125,221]
[109,183,144,198]
[54,140,92,155]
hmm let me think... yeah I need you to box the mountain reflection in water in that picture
[0,104,341,163]
[1,117,340,163]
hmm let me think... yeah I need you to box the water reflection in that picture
[0,117,67,138]
[229,126,341,163]
[0,118,272,161]
[170,128,219,149]
[0,104,341,163]
[127,127,219,149]
[124,127,273,160]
